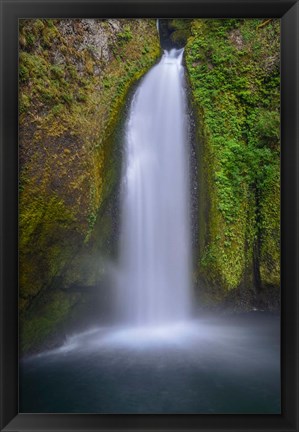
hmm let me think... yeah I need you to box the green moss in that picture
[19,193,78,305]
[19,194,76,251]
[41,21,59,48]
[117,25,133,43]
[19,19,160,354]
[19,93,30,113]
[169,19,192,46]
[20,290,80,354]
[185,18,280,293]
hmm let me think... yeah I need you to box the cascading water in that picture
[118,48,192,326]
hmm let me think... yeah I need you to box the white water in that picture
[118,49,192,325]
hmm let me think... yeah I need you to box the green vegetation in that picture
[185,19,280,300]
[169,19,192,47]
[19,18,160,354]
[20,290,80,354]
[117,25,133,43]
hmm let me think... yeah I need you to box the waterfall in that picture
[118,48,191,326]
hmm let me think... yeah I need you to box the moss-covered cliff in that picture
[184,19,280,308]
[19,18,160,354]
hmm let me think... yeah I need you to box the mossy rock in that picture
[19,18,161,354]
[185,18,280,298]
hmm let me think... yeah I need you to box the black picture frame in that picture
[1,0,298,431]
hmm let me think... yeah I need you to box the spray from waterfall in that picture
[118,49,192,326]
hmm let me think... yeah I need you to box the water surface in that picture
[20,312,280,414]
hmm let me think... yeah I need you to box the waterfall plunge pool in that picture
[20,312,280,414]
[20,51,280,414]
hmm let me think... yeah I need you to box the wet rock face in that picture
[19,18,160,354]
[58,19,111,63]
[57,19,153,72]
[229,29,244,50]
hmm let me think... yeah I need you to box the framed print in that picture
[0,0,298,431]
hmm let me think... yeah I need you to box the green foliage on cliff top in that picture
[185,19,280,291]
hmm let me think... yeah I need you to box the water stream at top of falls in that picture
[118,48,192,326]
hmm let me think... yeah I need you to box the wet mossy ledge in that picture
[19,18,160,355]
[184,19,280,310]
